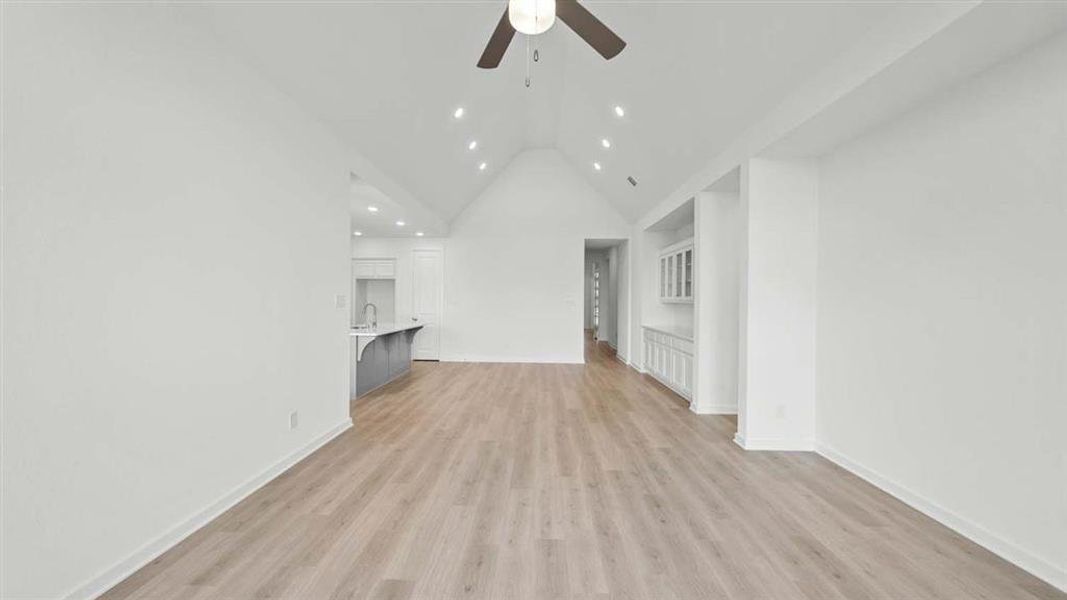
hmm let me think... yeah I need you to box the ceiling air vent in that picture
[627,176,638,187]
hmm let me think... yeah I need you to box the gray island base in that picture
[350,323,423,399]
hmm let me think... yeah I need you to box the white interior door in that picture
[411,248,443,360]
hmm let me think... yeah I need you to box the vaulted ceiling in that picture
[200,2,901,229]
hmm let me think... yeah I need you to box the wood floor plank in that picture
[100,333,1064,600]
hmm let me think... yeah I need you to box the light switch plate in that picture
[335,294,346,308]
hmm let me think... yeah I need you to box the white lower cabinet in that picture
[673,351,693,397]
[642,327,693,400]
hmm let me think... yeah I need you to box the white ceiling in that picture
[765,1,1067,158]
[647,198,694,233]
[199,2,909,228]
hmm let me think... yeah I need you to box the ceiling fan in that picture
[477,0,626,69]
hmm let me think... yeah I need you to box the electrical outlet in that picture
[335,294,346,309]
[289,411,299,430]
[775,405,786,419]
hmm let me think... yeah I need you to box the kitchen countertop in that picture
[349,323,424,338]
[641,323,694,341]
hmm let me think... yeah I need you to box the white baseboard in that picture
[733,432,814,451]
[816,442,1066,593]
[689,403,737,415]
[66,418,353,600]
[614,353,629,367]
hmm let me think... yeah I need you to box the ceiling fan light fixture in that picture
[508,0,556,36]
[478,0,624,70]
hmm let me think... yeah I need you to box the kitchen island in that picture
[349,323,423,399]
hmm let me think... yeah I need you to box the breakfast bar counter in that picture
[349,323,423,398]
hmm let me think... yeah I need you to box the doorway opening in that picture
[584,239,628,362]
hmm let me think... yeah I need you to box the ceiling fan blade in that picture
[556,0,626,60]
[477,8,516,69]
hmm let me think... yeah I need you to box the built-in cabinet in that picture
[642,326,693,400]
[659,238,694,303]
[353,259,396,280]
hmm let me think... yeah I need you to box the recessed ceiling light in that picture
[468,140,478,150]
[614,105,625,117]
[593,162,602,171]
[416,232,425,237]
[453,107,465,119]
[396,220,406,227]
[367,206,379,213]
[353,231,362,236]
[479,162,487,171]
[601,138,612,149]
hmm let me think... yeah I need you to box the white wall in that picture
[354,150,629,364]
[443,150,630,363]
[2,6,353,598]
[615,241,631,363]
[815,33,1067,588]
[737,158,818,450]
[693,191,740,414]
[606,245,620,348]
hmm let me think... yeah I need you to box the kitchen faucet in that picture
[360,303,378,329]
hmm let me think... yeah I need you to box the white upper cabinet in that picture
[374,260,396,279]
[658,238,694,303]
[353,258,396,280]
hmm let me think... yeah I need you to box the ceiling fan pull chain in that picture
[525,35,531,88]
[532,1,540,64]
[533,48,539,62]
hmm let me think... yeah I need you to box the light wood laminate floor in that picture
[103,335,1063,600]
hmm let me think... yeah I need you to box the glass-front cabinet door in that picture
[684,249,693,299]
[660,257,667,298]
[675,251,683,297]
[666,255,675,297]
